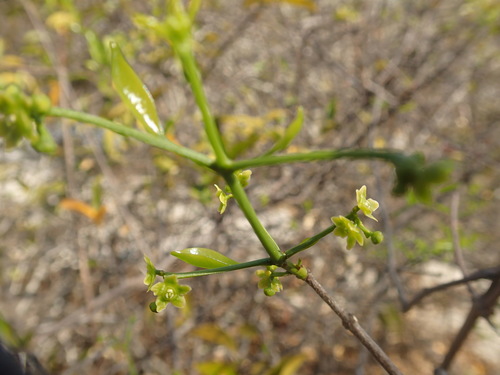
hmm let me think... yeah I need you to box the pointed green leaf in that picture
[110,42,163,135]
[171,248,238,269]
[264,106,304,155]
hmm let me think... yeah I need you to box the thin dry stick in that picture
[78,240,95,306]
[305,272,404,375]
[403,266,500,312]
[37,275,145,336]
[435,274,500,373]
[355,279,391,375]
[368,96,409,309]
[450,190,476,298]
[381,207,409,309]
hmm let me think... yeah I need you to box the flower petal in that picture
[356,185,379,221]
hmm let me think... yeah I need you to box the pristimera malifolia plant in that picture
[0,1,452,373]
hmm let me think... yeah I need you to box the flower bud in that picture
[31,94,52,116]
[236,170,252,188]
[370,231,384,245]
[149,301,158,313]
[264,288,276,297]
[295,266,308,280]
[31,124,57,155]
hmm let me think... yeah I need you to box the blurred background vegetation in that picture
[1,0,499,374]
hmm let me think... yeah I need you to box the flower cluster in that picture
[0,84,56,153]
[331,216,365,250]
[331,185,383,250]
[150,275,191,311]
[236,169,252,187]
[256,266,283,297]
[144,256,191,312]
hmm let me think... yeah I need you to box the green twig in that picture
[48,107,213,167]
[285,224,336,258]
[177,51,231,168]
[224,172,284,263]
[156,257,272,279]
[229,149,402,170]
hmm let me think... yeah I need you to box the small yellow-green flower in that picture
[331,216,364,249]
[356,185,379,221]
[214,184,233,214]
[150,275,191,311]
[256,266,283,297]
[143,255,157,291]
[236,169,252,188]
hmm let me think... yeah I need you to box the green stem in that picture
[173,42,285,261]
[48,107,213,167]
[229,149,402,170]
[177,51,231,168]
[225,172,284,263]
[177,47,284,262]
[285,224,336,258]
[157,257,272,279]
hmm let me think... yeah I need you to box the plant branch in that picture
[284,224,336,258]
[403,266,500,312]
[177,50,231,167]
[224,172,284,262]
[435,273,500,373]
[229,149,403,170]
[450,190,476,298]
[47,107,213,167]
[374,166,409,308]
[157,257,272,279]
[305,272,403,375]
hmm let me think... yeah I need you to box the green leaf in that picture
[264,106,304,155]
[110,42,163,135]
[171,248,239,269]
